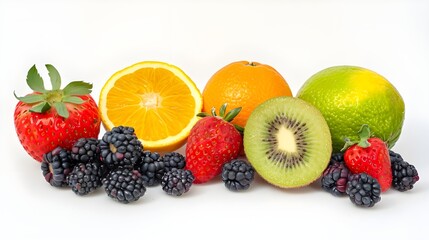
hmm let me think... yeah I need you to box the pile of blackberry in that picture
[138,150,194,197]
[40,125,196,203]
[320,150,419,208]
[39,125,258,203]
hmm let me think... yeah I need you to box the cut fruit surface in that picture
[99,61,202,152]
[244,97,332,188]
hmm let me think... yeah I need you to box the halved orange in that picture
[99,61,203,152]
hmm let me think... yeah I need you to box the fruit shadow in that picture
[252,173,323,194]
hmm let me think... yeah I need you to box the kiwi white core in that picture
[276,126,297,153]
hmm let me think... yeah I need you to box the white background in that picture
[1,0,428,239]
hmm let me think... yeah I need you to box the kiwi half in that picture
[244,96,332,188]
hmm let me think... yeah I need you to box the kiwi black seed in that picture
[244,96,332,188]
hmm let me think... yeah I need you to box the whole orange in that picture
[202,61,292,128]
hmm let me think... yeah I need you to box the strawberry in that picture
[342,124,392,192]
[185,104,243,183]
[14,64,101,162]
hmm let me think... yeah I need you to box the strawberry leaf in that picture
[341,138,355,151]
[357,124,371,148]
[341,124,372,151]
[30,101,51,113]
[197,112,211,118]
[53,102,69,118]
[26,65,46,93]
[224,107,242,122]
[62,96,84,104]
[14,92,44,103]
[219,103,227,118]
[45,64,61,90]
[63,81,92,95]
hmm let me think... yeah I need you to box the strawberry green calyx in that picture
[341,124,373,151]
[197,103,244,133]
[14,64,92,119]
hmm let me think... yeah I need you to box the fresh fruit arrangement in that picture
[321,150,419,207]
[320,126,419,207]
[14,62,420,208]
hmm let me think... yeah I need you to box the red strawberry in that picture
[185,104,243,183]
[14,64,101,162]
[342,124,392,192]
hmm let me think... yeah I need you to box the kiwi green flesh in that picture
[244,97,332,188]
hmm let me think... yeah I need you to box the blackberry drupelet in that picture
[346,173,381,207]
[321,161,350,196]
[390,150,419,192]
[221,159,255,191]
[41,147,73,187]
[103,168,146,204]
[389,150,404,163]
[161,152,186,172]
[67,162,103,195]
[330,152,344,164]
[137,151,165,186]
[161,169,194,196]
[71,138,100,163]
[100,126,143,169]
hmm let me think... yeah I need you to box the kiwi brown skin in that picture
[243,96,332,188]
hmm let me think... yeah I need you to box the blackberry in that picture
[161,169,194,196]
[71,138,100,163]
[103,168,146,204]
[41,147,73,187]
[137,151,165,187]
[67,162,103,195]
[161,152,186,172]
[389,150,404,163]
[390,151,419,192]
[330,152,344,164]
[221,159,255,191]
[346,173,381,208]
[100,126,143,169]
[321,161,350,196]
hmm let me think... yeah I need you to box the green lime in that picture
[297,66,405,153]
